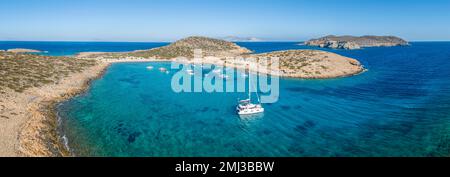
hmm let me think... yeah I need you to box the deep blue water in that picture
[0,41,169,56]
[10,41,448,156]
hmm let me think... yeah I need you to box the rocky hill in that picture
[305,35,409,49]
[80,36,252,59]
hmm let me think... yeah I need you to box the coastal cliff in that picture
[305,35,409,49]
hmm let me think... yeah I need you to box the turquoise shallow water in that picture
[55,42,450,157]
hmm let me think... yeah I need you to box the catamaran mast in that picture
[248,69,252,101]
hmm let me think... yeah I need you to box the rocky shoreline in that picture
[0,57,167,157]
[14,62,109,156]
[14,58,164,157]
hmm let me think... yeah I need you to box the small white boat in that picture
[159,67,167,72]
[146,66,154,70]
[213,69,222,73]
[186,69,194,75]
[219,74,230,79]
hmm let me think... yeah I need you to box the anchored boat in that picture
[236,73,264,115]
[236,98,264,115]
[186,69,194,75]
[159,67,167,72]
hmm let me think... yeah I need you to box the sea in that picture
[2,41,450,156]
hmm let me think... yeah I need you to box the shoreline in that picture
[15,58,161,157]
[15,61,110,156]
[82,54,365,79]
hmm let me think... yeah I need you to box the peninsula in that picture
[0,51,108,156]
[305,35,409,49]
[79,36,365,78]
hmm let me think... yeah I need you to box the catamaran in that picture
[236,98,264,115]
[236,74,264,115]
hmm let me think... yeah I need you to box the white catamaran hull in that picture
[237,108,265,115]
[236,105,264,115]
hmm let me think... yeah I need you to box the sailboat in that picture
[236,74,264,115]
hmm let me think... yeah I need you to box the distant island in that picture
[79,36,365,79]
[304,35,409,49]
[221,36,263,42]
[6,48,42,53]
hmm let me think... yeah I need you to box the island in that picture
[304,35,409,49]
[222,36,263,42]
[6,48,42,53]
[1,36,365,157]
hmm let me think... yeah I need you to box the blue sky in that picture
[1,0,449,41]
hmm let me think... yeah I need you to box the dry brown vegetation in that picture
[250,50,364,78]
[0,52,97,93]
[79,36,252,59]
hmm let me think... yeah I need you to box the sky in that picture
[0,0,449,42]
